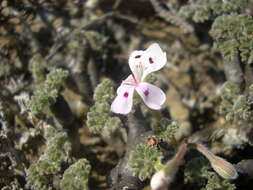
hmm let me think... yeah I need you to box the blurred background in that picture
[1,0,253,189]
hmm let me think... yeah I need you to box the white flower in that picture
[111,43,167,114]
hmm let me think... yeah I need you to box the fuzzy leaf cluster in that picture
[129,143,162,181]
[86,102,111,134]
[205,172,236,190]
[87,79,122,135]
[145,73,158,84]
[67,39,81,56]
[185,157,235,190]
[83,31,108,51]
[60,159,91,190]
[93,78,115,103]
[29,54,46,84]
[72,29,108,52]
[178,0,247,23]
[103,117,123,137]
[220,81,252,123]
[26,125,70,190]
[30,69,69,115]
[210,14,253,64]
[184,157,211,185]
[151,118,179,141]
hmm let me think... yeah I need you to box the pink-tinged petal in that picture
[128,50,145,82]
[136,82,166,110]
[111,83,135,114]
[141,43,167,81]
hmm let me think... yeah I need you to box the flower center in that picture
[122,75,139,86]
[123,92,129,98]
[144,89,149,96]
[134,62,144,82]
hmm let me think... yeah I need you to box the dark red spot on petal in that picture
[135,55,141,58]
[149,57,154,64]
[144,89,149,96]
[123,92,129,98]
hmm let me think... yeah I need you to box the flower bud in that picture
[150,170,171,190]
[210,155,238,180]
[194,143,238,180]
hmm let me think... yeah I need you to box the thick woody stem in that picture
[223,55,245,91]
[69,40,94,106]
[109,105,148,190]
[149,0,194,33]
[50,95,81,155]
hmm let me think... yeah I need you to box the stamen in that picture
[135,55,141,58]
[149,57,154,64]
[123,92,129,98]
[134,62,144,82]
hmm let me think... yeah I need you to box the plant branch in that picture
[109,105,149,190]
[223,55,245,90]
